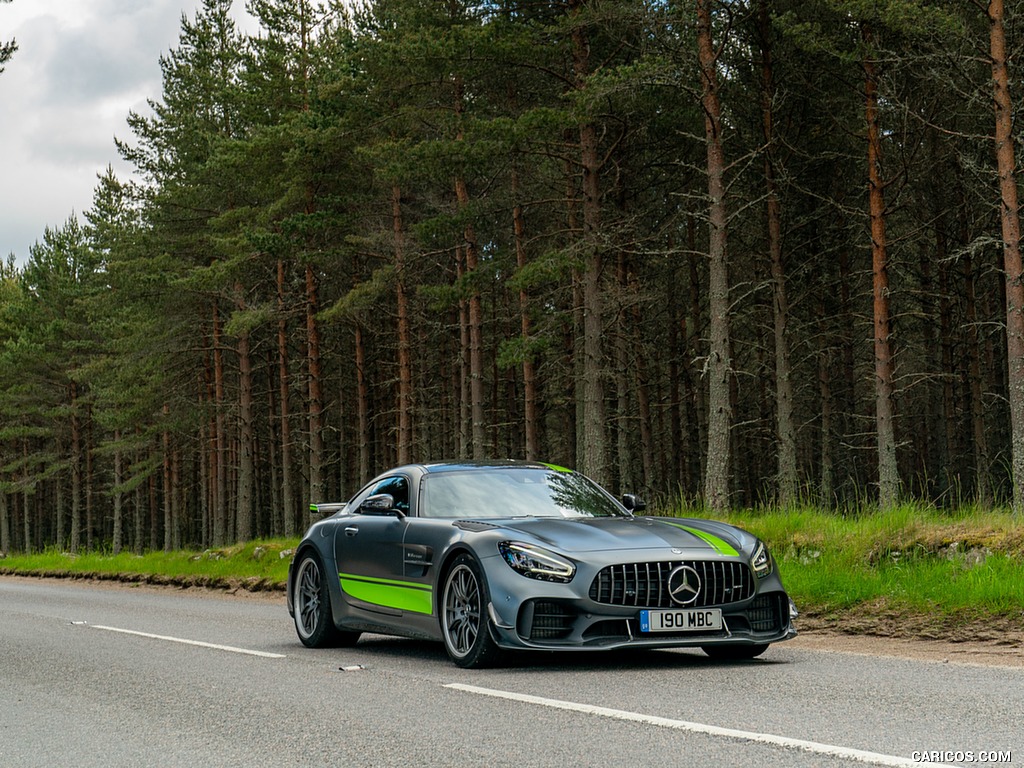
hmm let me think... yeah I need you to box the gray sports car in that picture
[287,461,797,668]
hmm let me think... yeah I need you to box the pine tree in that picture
[0,0,16,75]
[987,0,1024,512]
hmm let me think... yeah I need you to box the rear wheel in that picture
[293,551,360,648]
[441,554,502,668]
[701,643,769,661]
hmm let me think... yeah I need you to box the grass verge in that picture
[0,539,299,591]
[707,504,1024,640]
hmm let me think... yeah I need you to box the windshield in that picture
[420,468,627,519]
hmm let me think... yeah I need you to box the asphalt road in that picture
[0,577,1019,768]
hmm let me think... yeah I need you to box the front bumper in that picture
[481,553,796,652]
[487,591,795,651]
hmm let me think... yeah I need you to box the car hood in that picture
[492,516,754,558]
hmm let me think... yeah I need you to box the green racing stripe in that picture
[540,462,573,473]
[339,573,433,615]
[662,522,739,557]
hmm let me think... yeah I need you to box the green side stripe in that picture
[663,523,739,557]
[339,573,433,615]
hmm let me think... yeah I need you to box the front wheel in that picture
[293,551,360,648]
[441,554,503,669]
[701,643,769,661]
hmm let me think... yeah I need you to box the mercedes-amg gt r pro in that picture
[287,461,797,668]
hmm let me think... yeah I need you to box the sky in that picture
[0,0,256,266]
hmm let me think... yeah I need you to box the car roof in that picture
[415,460,561,475]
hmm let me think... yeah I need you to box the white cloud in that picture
[0,0,255,265]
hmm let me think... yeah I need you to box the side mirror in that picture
[621,494,647,512]
[360,493,405,517]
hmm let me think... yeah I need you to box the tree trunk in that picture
[456,248,471,460]
[512,168,540,460]
[0,489,7,557]
[336,368,347,501]
[759,0,797,507]
[818,300,835,507]
[698,0,732,512]
[837,237,860,496]
[134,438,144,554]
[1,488,9,555]
[111,435,123,555]
[864,33,900,508]
[570,0,608,486]
[455,199,486,459]
[938,249,957,489]
[55,480,65,551]
[568,200,585,470]
[267,355,282,535]
[615,255,633,495]
[276,259,297,537]
[989,0,1024,512]
[162,408,172,551]
[667,277,687,492]
[631,299,654,491]
[171,448,182,549]
[148,459,158,551]
[928,137,956,497]
[85,413,94,550]
[393,184,414,464]
[235,290,255,542]
[22,441,31,553]
[306,263,325,514]
[201,356,213,546]
[964,248,993,505]
[686,219,707,487]
[451,73,486,460]
[355,325,371,484]
[68,381,81,550]
[212,304,227,546]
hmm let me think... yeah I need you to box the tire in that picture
[701,643,769,661]
[440,554,503,669]
[293,551,360,648]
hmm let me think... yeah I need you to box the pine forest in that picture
[2,0,1024,555]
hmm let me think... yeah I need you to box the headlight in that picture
[498,542,575,583]
[750,541,773,578]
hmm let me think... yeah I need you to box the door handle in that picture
[344,526,358,537]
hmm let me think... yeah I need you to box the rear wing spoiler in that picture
[309,502,347,518]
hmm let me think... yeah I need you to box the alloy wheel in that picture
[443,563,480,657]
[295,556,322,640]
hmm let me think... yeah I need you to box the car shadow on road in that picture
[316,634,788,673]
[501,647,789,673]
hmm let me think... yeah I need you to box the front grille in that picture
[582,619,630,642]
[528,601,575,640]
[589,560,754,608]
[747,594,783,632]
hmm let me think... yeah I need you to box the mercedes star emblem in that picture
[667,565,701,606]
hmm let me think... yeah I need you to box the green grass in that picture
[701,504,1024,621]
[0,539,299,589]
[773,552,1022,616]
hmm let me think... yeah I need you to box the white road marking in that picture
[89,624,286,658]
[444,683,952,768]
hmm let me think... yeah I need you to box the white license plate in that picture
[640,608,722,633]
